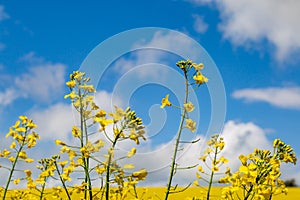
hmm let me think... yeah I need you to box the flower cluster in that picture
[63,71,147,199]
[219,139,297,200]
[194,135,229,199]
[0,116,39,199]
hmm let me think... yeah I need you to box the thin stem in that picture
[2,137,26,200]
[105,131,121,200]
[164,72,189,200]
[206,146,218,200]
[54,161,71,200]
[39,176,47,200]
[84,112,93,199]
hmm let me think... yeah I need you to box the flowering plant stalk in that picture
[0,116,39,200]
[163,60,208,200]
[194,135,229,200]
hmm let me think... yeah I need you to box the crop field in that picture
[2,187,299,199]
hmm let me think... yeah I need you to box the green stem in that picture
[54,162,72,200]
[105,132,121,200]
[2,138,25,200]
[39,179,47,200]
[206,147,218,200]
[165,72,189,200]
[244,184,253,200]
[83,112,93,200]
[78,87,92,200]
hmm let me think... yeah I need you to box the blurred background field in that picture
[3,187,299,199]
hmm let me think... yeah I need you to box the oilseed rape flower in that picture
[160,94,172,108]
[192,62,204,71]
[193,72,208,85]
[185,118,196,132]
[184,102,195,112]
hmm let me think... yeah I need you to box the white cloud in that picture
[189,0,300,62]
[193,14,209,34]
[0,5,9,21]
[19,51,45,64]
[28,90,124,142]
[0,53,67,106]
[14,63,66,103]
[29,103,73,142]
[0,88,18,106]
[232,87,300,109]
[125,120,273,186]
[221,120,272,168]
[113,31,198,78]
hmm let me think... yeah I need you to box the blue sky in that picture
[1,0,300,186]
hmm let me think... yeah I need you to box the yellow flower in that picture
[13,178,20,185]
[73,71,85,80]
[109,106,125,122]
[132,169,148,180]
[185,118,196,132]
[24,169,32,177]
[95,109,106,118]
[16,127,26,133]
[193,180,199,186]
[9,141,16,149]
[66,80,76,88]
[18,151,28,159]
[198,166,205,173]
[25,158,34,163]
[80,146,90,158]
[220,156,228,164]
[58,160,68,168]
[19,116,28,124]
[193,72,208,85]
[124,164,135,169]
[8,156,15,162]
[199,155,207,162]
[79,84,95,93]
[96,118,113,129]
[192,63,204,71]
[64,91,76,99]
[184,102,195,112]
[160,94,172,108]
[55,140,66,146]
[61,173,71,182]
[26,178,36,189]
[71,126,80,138]
[95,166,105,174]
[26,121,37,129]
[212,165,219,172]
[127,148,137,158]
[239,154,248,166]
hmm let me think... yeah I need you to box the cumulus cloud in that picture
[232,87,300,109]
[125,120,274,186]
[0,5,9,21]
[221,120,272,167]
[193,14,209,34]
[189,0,300,62]
[0,53,67,106]
[29,103,73,141]
[113,31,198,78]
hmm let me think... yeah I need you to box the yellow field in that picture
[137,187,300,200]
[2,187,300,199]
